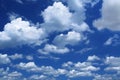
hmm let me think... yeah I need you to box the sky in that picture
[0,0,120,80]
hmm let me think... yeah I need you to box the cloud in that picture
[41,2,72,33]
[93,0,120,31]
[7,12,20,21]
[0,18,45,48]
[94,74,120,80]
[15,56,100,79]
[104,56,120,72]
[87,55,100,61]
[62,61,99,78]
[17,62,41,72]
[53,31,82,47]
[0,67,23,80]
[39,1,91,54]
[41,1,90,33]
[0,54,11,64]
[104,34,120,46]
[9,53,23,60]
[38,44,70,54]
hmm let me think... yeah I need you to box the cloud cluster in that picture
[39,1,91,54]
[15,57,99,79]
[0,55,120,80]
[0,1,92,55]
[0,18,45,48]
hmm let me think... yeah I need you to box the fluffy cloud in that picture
[15,57,100,79]
[105,56,120,72]
[94,0,120,31]
[40,1,91,54]
[17,62,41,72]
[87,55,100,61]
[0,18,45,48]
[41,2,72,33]
[62,61,99,78]
[38,44,69,54]
[0,67,24,80]
[53,31,82,47]
[0,54,11,64]
[41,1,90,33]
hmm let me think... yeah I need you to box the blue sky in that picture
[0,0,120,80]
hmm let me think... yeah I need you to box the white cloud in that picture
[29,75,49,80]
[41,1,90,33]
[94,0,120,31]
[62,61,99,78]
[15,60,100,79]
[87,55,100,61]
[0,18,45,48]
[0,54,11,64]
[0,67,24,80]
[38,44,69,54]
[94,74,120,80]
[9,53,23,60]
[17,62,41,72]
[41,2,72,33]
[105,56,120,72]
[104,34,120,46]
[8,71,22,77]
[53,31,82,47]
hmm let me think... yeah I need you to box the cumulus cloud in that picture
[105,56,120,72]
[94,0,120,31]
[87,55,100,61]
[62,61,99,78]
[41,2,72,33]
[39,1,91,54]
[0,18,45,48]
[53,31,82,47]
[0,67,23,80]
[41,1,90,33]
[17,62,41,72]
[0,54,11,64]
[16,60,99,79]
[38,44,69,54]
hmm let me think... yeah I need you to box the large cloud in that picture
[0,18,45,48]
[41,2,72,33]
[41,1,90,33]
[94,0,120,31]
